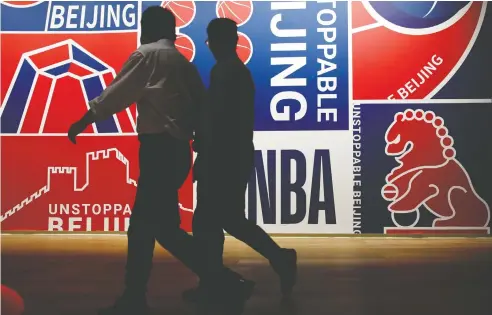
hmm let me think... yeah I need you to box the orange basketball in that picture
[162,1,196,29]
[1,285,24,315]
[237,32,253,64]
[2,1,42,6]
[175,33,195,62]
[216,1,253,26]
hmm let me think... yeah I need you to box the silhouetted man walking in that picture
[67,7,221,315]
[190,18,298,310]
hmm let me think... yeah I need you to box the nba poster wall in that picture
[1,1,491,235]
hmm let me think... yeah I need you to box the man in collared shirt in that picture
[190,18,298,310]
[68,7,232,315]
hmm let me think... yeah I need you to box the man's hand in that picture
[68,110,95,144]
[68,120,87,144]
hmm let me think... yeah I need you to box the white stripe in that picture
[271,43,306,51]
[24,39,72,58]
[71,59,101,76]
[352,22,382,34]
[40,60,71,73]
[44,0,52,32]
[39,78,56,133]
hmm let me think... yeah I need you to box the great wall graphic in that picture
[0,148,194,223]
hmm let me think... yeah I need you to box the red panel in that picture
[0,136,193,232]
[352,2,483,100]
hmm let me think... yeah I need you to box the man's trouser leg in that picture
[124,133,203,296]
[192,147,281,281]
[219,147,281,262]
[219,147,296,297]
[192,162,225,283]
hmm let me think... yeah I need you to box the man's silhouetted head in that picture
[206,18,238,61]
[140,6,176,45]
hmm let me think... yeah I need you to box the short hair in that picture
[141,6,176,41]
[207,18,238,44]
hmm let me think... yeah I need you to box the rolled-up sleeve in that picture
[89,51,150,121]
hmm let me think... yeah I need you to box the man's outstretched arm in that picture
[68,51,150,142]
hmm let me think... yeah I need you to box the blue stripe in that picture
[83,76,118,133]
[72,45,108,72]
[1,60,37,133]
[45,63,71,76]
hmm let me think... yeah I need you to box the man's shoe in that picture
[221,279,255,315]
[196,278,255,315]
[182,284,201,304]
[183,268,254,304]
[98,295,149,315]
[183,278,255,304]
[271,248,297,296]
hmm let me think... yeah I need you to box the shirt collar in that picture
[157,38,175,48]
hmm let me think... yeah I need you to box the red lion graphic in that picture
[381,109,490,228]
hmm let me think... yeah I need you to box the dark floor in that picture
[2,235,492,315]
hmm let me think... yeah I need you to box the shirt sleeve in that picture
[88,51,150,121]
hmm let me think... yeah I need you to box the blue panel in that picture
[0,2,49,32]
[1,60,37,133]
[358,102,492,233]
[145,1,350,131]
[72,45,108,72]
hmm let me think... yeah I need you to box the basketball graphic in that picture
[162,1,196,29]
[382,184,398,202]
[216,1,253,26]
[352,1,486,100]
[2,1,43,7]
[175,33,195,62]
[237,31,252,64]
[366,1,471,34]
